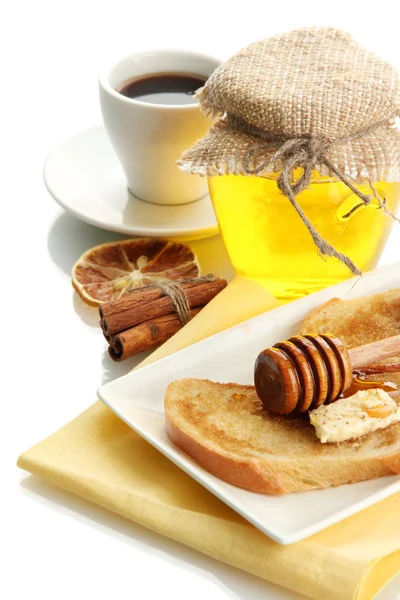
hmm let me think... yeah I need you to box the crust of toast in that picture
[165,379,400,495]
[301,298,341,334]
[166,411,286,494]
[301,289,400,348]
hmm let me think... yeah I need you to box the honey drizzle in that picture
[342,371,399,398]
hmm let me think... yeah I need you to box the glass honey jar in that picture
[208,173,400,301]
[179,28,400,300]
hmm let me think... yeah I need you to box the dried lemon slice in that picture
[72,238,199,306]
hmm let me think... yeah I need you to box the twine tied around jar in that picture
[238,117,398,276]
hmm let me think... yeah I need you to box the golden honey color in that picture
[208,174,400,301]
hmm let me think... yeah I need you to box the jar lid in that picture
[180,27,400,182]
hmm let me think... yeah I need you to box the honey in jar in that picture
[209,174,400,301]
[179,29,400,301]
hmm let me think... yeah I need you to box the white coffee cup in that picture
[99,50,220,205]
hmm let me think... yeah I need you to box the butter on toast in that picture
[165,378,400,494]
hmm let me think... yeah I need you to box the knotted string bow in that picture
[156,275,217,326]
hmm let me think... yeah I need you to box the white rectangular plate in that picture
[98,263,400,545]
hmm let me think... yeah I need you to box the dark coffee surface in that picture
[116,72,206,105]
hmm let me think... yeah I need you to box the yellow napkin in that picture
[18,277,400,600]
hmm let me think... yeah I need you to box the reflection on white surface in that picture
[20,476,307,600]
[19,475,400,600]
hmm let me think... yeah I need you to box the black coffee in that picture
[116,72,206,105]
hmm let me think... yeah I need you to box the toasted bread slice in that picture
[300,289,400,348]
[300,288,400,387]
[165,378,400,494]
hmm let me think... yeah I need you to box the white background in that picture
[4,1,400,598]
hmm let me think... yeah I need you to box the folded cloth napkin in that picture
[18,277,400,600]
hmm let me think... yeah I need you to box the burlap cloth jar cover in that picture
[179,27,400,274]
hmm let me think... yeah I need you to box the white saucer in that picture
[43,125,219,240]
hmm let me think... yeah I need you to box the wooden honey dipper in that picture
[254,334,400,415]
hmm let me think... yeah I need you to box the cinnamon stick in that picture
[100,276,227,336]
[108,307,203,361]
